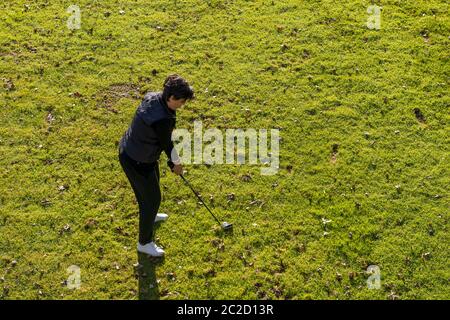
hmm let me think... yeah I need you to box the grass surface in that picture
[0,0,449,299]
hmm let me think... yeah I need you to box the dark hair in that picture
[162,74,194,102]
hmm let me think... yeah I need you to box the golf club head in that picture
[221,222,233,231]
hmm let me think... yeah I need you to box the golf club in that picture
[168,161,233,231]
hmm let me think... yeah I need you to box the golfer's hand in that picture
[173,164,183,175]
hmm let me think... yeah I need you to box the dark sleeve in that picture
[151,118,175,160]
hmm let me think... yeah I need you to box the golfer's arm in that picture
[152,119,181,165]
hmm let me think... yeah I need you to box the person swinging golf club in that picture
[118,74,194,257]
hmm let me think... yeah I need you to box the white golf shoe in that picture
[155,213,168,223]
[137,242,165,257]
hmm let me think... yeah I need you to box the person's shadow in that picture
[137,253,163,300]
[136,222,165,300]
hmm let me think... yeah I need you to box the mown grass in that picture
[0,0,449,299]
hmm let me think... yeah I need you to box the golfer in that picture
[118,74,194,257]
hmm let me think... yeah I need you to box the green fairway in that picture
[0,0,448,299]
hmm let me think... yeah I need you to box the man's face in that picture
[167,96,186,110]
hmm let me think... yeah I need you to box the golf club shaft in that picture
[179,175,222,225]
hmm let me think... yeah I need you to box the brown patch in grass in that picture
[331,143,339,164]
[414,108,426,124]
[95,83,142,113]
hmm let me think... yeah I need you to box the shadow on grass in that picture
[135,222,234,300]
[137,252,164,300]
[213,224,235,237]
[135,217,167,300]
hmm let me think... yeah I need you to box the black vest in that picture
[119,92,176,163]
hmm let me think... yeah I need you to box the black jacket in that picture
[119,92,177,164]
